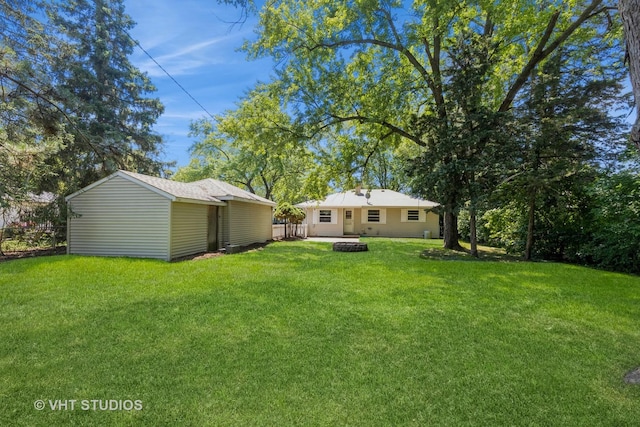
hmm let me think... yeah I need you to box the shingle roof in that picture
[192,178,275,205]
[121,171,275,206]
[297,189,439,209]
[66,170,276,206]
[119,171,224,203]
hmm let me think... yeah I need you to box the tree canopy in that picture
[174,83,312,203]
[243,0,623,249]
[1,0,166,231]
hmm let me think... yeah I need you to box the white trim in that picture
[66,171,230,206]
[313,208,338,225]
[174,197,226,207]
[167,201,173,261]
[216,195,276,207]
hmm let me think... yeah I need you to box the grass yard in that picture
[1,238,639,426]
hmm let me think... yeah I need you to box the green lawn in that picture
[1,238,639,426]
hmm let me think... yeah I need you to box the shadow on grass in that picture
[420,246,523,262]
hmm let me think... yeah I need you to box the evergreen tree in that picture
[492,49,628,260]
[408,30,517,255]
[46,0,166,191]
[1,0,69,247]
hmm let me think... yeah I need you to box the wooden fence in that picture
[272,224,307,239]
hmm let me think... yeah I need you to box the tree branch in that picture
[499,0,605,112]
[0,71,102,157]
[325,114,425,147]
[310,37,434,92]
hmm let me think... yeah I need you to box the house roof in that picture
[297,189,439,209]
[191,178,276,206]
[66,170,275,207]
[118,171,225,204]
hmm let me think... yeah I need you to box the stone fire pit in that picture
[332,242,368,252]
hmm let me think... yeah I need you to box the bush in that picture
[578,173,640,274]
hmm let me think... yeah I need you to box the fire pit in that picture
[332,242,368,252]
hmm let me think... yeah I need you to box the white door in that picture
[344,209,354,234]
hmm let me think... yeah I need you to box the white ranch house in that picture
[297,188,440,238]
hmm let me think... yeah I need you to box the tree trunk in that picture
[524,194,536,261]
[442,209,464,251]
[469,209,479,258]
[620,0,640,149]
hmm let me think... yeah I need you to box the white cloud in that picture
[124,0,272,168]
[157,37,232,62]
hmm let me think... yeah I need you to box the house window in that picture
[345,210,352,220]
[401,208,425,223]
[319,210,332,223]
[362,208,386,224]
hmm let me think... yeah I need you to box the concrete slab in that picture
[306,236,360,243]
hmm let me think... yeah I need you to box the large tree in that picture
[1,0,70,240]
[175,84,311,202]
[511,49,627,260]
[407,29,518,255]
[619,0,640,148]
[46,0,166,191]
[247,0,618,249]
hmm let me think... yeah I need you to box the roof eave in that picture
[301,203,441,209]
[66,171,178,202]
[174,197,226,206]
[218,195,276,207]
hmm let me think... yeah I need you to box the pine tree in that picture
[504,50,627,260]
[47,0,166,190]
[1,0,69,251]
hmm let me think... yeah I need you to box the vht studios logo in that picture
[34,399,143,411]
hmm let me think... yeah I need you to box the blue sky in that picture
[124,1,636,171]
[125,0,272,169]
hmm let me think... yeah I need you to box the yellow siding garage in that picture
[67,175,172,260]
[66,171,276,261]
[224,200,273,247]
[170,202,209,259]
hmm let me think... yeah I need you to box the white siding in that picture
[359,208,439,238]
[170,202,208,259]
[67,175,171,259]
[227,201,273,246]
[305,208,344,237]
[305,207,440,238]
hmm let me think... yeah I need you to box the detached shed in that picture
[65,170,275,260]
